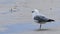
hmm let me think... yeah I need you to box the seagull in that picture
[32,9,55,29]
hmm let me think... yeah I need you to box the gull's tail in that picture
[47,19,55,22]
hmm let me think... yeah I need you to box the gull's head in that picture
[32,9,40,18]
[32,9,47,18]
[32,9,39,13]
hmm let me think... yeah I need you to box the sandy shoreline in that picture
[0,0,60,34]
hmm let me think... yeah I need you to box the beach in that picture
[0,0,60,34]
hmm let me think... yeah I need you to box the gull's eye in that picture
[32,11,34,13]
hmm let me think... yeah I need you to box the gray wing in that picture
[34,15,49,22]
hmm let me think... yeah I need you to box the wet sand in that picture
[0,22,60,34]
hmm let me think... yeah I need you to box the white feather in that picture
[32,9,46,18]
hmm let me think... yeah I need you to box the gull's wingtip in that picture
[47,19,55,22]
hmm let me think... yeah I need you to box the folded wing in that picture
[34,15,55,22]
